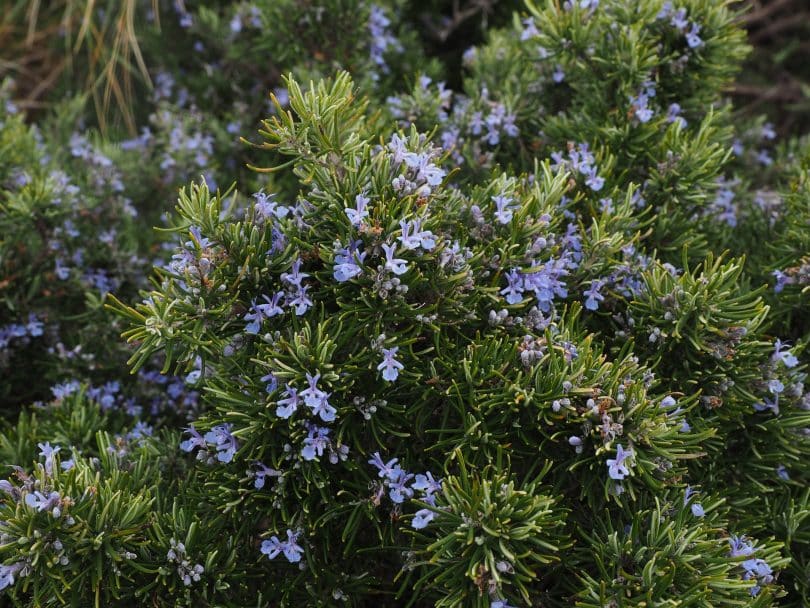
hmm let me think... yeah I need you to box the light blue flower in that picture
[346,194,370,227]
[276,385,300,419]
[412,508,435,529]
[606,444,633,480]
[203,424,238,463]
[382,243,408,275]
[378,347,404,381]
[368,452,400,480]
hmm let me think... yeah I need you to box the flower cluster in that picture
[727,536,775,597]
[260,529,304,563]
[628,80,657,124]
[388,133,447,198]
[658,3,705,50]
[166,538,204,587]
[368,5,403,81]
[301,423,349,463]
[753,339,802,416]
[550,142,605,191]
[368,452,442,529]
[180,423,238,463]
[388,79,519,167]
[0,313,44,357]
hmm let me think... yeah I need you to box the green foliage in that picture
[575,493,788,607]
[1,0,809,607]
[407,454,568,606]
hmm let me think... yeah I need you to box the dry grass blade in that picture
[2,0,159,133]
[24,0,41,46]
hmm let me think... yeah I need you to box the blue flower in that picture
[180,425,206,453]
[0,562,24,591]
[412,471,442,496]
[728,535,755,557]
[522,259,568,312]
[25,490,61,514]
[413,154,446,187]
[310,392,336,422]
[346,194,370,227]
[520,16,540,40]
[772,270,792,293]
[281,258,309,288]
[203,424,238,463]
[378,346,404,381]
[51,380,81,401]
[683,486,705,517]
[368,452,400,480]
[398,219,422,250]
[685,23,704,49]
[666,102,687,127]
[630,91,654,123]
[252,462,281,489]
[413,219,436,250]
[301,373,327,407]
[252,190,290,223]
[660,395,677,408]
[388,468,415,503]
[753,395,779,415]
[412,508,435,529]
[584,168,605,191]
[128,421,153,441]
[280,529,304,563]
[583,279,605,310]
[670,8,688,29]
[334,240,367,282]
[276,385,300,419]
[382,243,409,275]
[244,292,284,334]
[469,111,484,135]
[286,285,313,316]
[261,373,279,394]
[606,444,633,480]
[772,339,798,368]
[38,442,60,475]
[261,529,304,563]
[746,559,772,576]
[368,5,403,77]
[301,425,331,461]
[25,314,44,337]
[492,194,517,224]
[500,269,525,305]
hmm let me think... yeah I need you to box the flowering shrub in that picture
[0,1,809,607]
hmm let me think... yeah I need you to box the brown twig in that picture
[740,0,796,26]
[748,12,810,44]
[728,83,804,102]
[421,0,497,43]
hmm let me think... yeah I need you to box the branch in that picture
[420,0,496,43]
[748,12,810,43]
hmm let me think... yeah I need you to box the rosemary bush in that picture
[0,1,808,607]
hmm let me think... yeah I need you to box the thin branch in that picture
[728,83,804,102]
[740,0,795,26]
[749,12,810,44]
[420,0,496,43]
